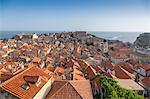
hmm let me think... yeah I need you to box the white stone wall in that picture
[103,42,108,53]
[33,78,53,99]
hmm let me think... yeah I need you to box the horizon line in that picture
[0,30,149,33]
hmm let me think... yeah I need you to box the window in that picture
[21,83,29,90]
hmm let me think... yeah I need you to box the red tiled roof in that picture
[0,68,11,74]
[134,63,142,69]
[141,77,150,87]
[54,67,65,76]
[31,57,41,63]
[126,59,138,65]
[47,64,55,72]
[141,64,150,71]
[2,56,13,62]
[50,73,62,81]
[46,80,93,99]
[46,57,53,62]
[111,53,128,59]
[101,60,114,70]
[0,74,13,81]
[19,56,29,59]
[92,66,104,74]
[116,62,134,74]
[73,65,85,80]
[84,66,97,80]
[69,80,93,99]
[114,66,132,79]
[77,60,89,70]
[73,65,82,75]
[0,68,13,81]
[66,59,74,68]
[0,67,51,99]
[73,73,85,80]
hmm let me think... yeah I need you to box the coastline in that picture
[0,31,142,43]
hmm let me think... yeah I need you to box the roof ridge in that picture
[89,66,97,75]
[50,81,68,98]
[51,81,83,98]
[119,66,132,79]
[69,81,84,99]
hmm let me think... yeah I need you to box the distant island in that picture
[134,33,150,49]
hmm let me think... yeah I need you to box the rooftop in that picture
[111,53,128,59]
[141,64,150,71]
[114,66,132,79]
[46,80,93,99]
[141,77,150,87]
[0,67,51,99]
[116,79,144,91]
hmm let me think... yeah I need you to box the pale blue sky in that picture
[0,0,150,32]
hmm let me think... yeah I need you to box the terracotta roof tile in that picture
[114,66,132,79]
[101,60,114,70]
[126,59,138,65]
[73,74,85,80]
[141,64,150,71]
[31,57,41,63]
[0,67,51,99]
[77,60,89,70]
[111,53,128,59]
[116,62,134,74]
[69,80,93,99]
[92,66,104,74]
[46,80,93,99]
[54,67,65,76]
[47,64,55,72]
[141,77,150,87]
[19,56,29,59]
[84,66,96,80]
[0,68,11,74]
[0,68,13,81]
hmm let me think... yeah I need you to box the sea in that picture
[0,31,142,43]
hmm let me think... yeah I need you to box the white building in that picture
[32,33,38,40]
[110,53,129,63]
[102,41,108,53]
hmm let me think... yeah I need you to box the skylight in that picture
[21,83,29,90]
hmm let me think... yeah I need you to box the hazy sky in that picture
[0,0,150,32]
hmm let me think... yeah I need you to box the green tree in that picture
[100,77,144,99]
